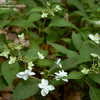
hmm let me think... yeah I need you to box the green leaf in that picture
[12,78,39,100]
[67,0,85,12]
[37,59,54,68]
[28,13,41,22]
[1,62,19,85]
[0,77,7,91]
[68,71,84,79]
[62,54,90,70]
[72,33,83,50]
[22,48,38,61]
[79,42,100,59]
[49,17,78,30]
[89,87,100,100]
[88,74,100,84]
[49,42,78,57]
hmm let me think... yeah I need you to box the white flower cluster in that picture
[16,52,45,80]
[81,53,100,75]
[55,70,68,82]
[88,33,100,44]
[41,4,62,18]
[0,50,16,64]
[81,68,90,74]
[0,48,68,96]
[55,58,68,82]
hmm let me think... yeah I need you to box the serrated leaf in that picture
[1,61,19,85]
[12,78,39,100]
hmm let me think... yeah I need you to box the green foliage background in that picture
[0,0,100,100]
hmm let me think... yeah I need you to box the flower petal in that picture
[41,89,49,96]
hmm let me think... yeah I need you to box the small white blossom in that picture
[28,61,34,70]
[55,70,68,82]
[38,79,55,96]
[18,33,25,40]
[41,12,48,18]
[8,56,16,64]
[81,68,89,75]
[0,50,10,58]
[88,33,100,44]
[93,21,100,25]
[16,69,36,80]
[47,2,50,6]
[37,51,45,59]
[56,58,62,68]
[54,5,62,12]
[90,53,100,59]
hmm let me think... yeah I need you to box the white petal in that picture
[62,78,68,82]
[8,56,16,64]
[88,34,95,41]
[29,72,36,76]
[16,72,29,80]
[16,70,32,80]
[38,83,44,89]
[23,76,29,80]
[16,72,25,78]
[90,53,98,57]
[37,52,45,59]
[41,89,49,96]
[56,58,61,64]
[47,85,55,91]
[41,79,48,85]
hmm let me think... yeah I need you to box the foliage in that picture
[0,0,100,100]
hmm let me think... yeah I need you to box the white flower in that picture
[81,68,89,75]
[56,58,62,68]
[41,12,48,18]
[55,70,68,82]
[88,33,100,44]
[16,69,36,80]
[54,5,62,12]
[37,52,45,59]
[90,53,100,59]
[38,79,55,96]
[18,33,25,40]
[8,56,16,64]
[28,61,34,70]
[93,21,100,25]
[0,50,10,58]
[47,2,51,6]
